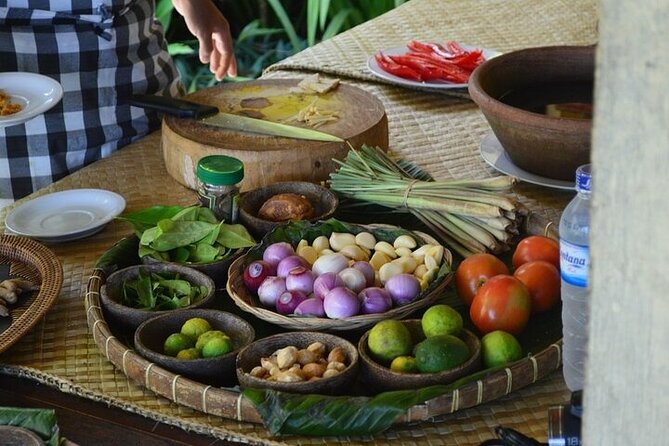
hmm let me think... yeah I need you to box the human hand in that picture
[173,0,237,80]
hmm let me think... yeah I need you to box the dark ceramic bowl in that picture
[238,181,338,239]
[468,45,594,181]
[357,320,481,392]
[236,331,358,395]
[142,248,244,288]
[100,264,216,333]
[134,309,255,387]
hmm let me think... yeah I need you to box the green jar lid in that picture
[196,155,244,185]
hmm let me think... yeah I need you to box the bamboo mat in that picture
[0,0,598,443]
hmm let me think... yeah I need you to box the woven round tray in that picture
[0,234,63,354]
[84,212,562,426]
[226,222,452,332]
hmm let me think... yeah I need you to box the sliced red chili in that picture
[375,53,423,81]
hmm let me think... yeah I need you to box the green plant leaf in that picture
[149,220,218,252]
[267,0,304,53]
[117,205,184,235]
[323,8,354,41]
[216,223,256,249]
[0,407,61,446]
[191,242,221,263]
[155,0,173,31]
[319,0,332,29]
[168,42,196,56]
[243,385,448,436]
[307,0,320,47]
[171,205,202,222]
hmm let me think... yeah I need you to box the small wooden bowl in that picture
[100,264,216,333]
[134,309,255,387]
[142,248,244,288]
[236,331,358,395]
[358,320,482,392]
[238,181,338,239]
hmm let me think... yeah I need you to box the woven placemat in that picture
[0,0,597,443]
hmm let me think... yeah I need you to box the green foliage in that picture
[121,269,209,311]
[155,0,406,90]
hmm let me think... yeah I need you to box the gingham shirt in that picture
[0,0,183,203]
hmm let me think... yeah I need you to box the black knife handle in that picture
[129,95,219,119]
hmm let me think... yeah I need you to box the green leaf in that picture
[157,278,192,297]
[172,246,190,263]
[155,0,173,31]
[267,0,304,52]
[197,207,219,224]
[216,223,256,249]
[95,236,140,276]
[0,407,61,446]
[135,270,156,309]
[323,8,354,41]
[191,243,221,263]
[117,205,184,235]
[319,0,332,29]
[171,205,201,222]
[149,220,218,252]
[168,42,196,56]
[244,385,448,436]
[307,0,320,47]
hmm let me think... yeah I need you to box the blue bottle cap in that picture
[575,164,591,193]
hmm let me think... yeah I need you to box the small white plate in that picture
[0,72,63,128]
[480,133,575,191]
[5,189,126,242]
[367,44,500,90]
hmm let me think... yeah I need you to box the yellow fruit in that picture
[367,320,412,364]
[421,304,463,338]
[201,336,234,358]
[195,330,229,350]
[414,334,470,373]
[180,317,212,340]
[481,330,523,368]
[390,355,418,374]
[176,347,201,360]
[163,333,194,357]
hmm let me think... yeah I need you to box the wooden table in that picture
[0,1,598,444]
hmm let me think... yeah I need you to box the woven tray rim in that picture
[84,212,563,426]
[0,234,64,354]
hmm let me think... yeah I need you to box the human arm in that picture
[172,0,237,80]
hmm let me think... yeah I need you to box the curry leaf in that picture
[120,269,209,310]
[191,243,221,263]
[149,221,217,251]
[117,205,184,235]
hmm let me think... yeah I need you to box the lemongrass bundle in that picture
[328,144,526,257]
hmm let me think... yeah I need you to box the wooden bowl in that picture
[134,309,255,387]
[468,45,594,181]
[142,248,244,288]
[358,320,482,392]
[238,181,338,239]
[100,264,216,333]
[236,331,358,395]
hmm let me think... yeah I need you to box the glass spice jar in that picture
[196,155,244,223]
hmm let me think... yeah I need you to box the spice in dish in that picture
[0,89,23,116]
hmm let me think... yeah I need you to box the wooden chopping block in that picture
[161,78,388,191]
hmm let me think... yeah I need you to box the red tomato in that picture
[514,260,561,313]
[470,275,532,335]
[455,253,510,306]
[512,235,560,269]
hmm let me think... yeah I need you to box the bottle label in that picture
[560,240,589,287]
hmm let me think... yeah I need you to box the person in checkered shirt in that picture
[0,0,237,209]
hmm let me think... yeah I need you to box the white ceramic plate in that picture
[480,132,575,191]
[5,189,126,242]
[367,44,500,90]
[0,72,63,128]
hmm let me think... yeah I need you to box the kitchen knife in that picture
[130,95,344,143]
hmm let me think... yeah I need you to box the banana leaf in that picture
[0,407,60,446]
[243,366,502,436]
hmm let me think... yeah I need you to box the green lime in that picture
[481,330,523,368]
[390,355,418,374]
[414,334,470,373]
[176,347,202,360]
[421,304,463,338]
[180,317,212,340]
[163,333,195,357]
[195,330,229,350]
[201,336,234,358]
[367,320,413,364]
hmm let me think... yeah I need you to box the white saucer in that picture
[0,72,63,128]
[5,189,126,242]
[480,133,575,191]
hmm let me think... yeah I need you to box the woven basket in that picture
[0,234,63,354]
[226,222,453,332]
[84,211,563,426]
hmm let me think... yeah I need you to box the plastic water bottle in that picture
[559,164,591,392]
